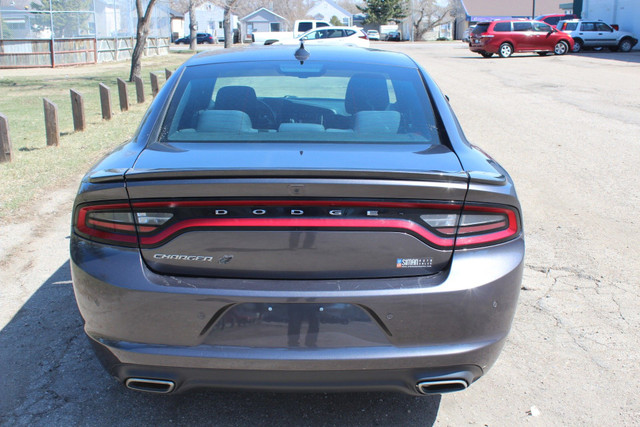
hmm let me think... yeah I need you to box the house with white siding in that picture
[307,0,352,27]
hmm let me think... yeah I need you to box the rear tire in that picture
[572,39,583,53]
[481,52,493,58]
[619,38,633,52]
[554,41,569,55]
[498,43,513,58]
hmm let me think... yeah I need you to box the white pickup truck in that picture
[251,20,331,45]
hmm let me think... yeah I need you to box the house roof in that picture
[308,0,352,18]
[460,0,563,19]
[169,9,184,19]
[240,7,288,23]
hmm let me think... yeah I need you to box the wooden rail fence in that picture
[0,37,170,69]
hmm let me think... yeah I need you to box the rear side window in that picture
[543,16,560,26]
[493,22,511,32]
[159,61,441,145]
[513,22,532,31]
[298,22,312,32]
[473,24,489,34]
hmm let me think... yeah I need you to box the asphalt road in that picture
[1,42,639,425]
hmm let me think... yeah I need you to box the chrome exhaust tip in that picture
[125,378,175,394]
[417,379,468,395]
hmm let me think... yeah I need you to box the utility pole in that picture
[532,0,536,18]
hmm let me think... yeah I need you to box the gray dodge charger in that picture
[70,45,524,395]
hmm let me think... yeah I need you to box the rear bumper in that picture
[71,236,524,395]
[469,43,495,54]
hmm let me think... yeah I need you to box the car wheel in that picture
[573,39,583,53]
[481,52,493,58]
[554,41,569,55]
[619,38,633,52]
[498,43,513,58]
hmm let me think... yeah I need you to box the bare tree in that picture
[222,0,238,47]
[171,0,212,49]
[271,0,313,25]
[208,0,239,47]
[188,0,198,50]
[411,0,451,41]
[129,0,159,82]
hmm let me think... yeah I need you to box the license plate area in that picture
[203,303,391,348]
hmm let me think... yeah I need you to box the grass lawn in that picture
[0,52,196,220]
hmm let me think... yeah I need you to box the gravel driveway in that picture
[1,43,638,425]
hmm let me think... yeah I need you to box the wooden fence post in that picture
[165,68,172,80]
[150,72,159,97]
[43,98,59,147]
[70,89,86,132]
[99,83,113,120]
[117,78,129,111]
[135,76,145,103]
[0,113,12,162]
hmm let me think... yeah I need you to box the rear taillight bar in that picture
[73,200,520,249]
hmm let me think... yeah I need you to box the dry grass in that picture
[0,52,193,220]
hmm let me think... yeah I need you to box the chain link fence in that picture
[0,0,171,67]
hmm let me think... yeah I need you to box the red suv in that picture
[535,14,579,28]
[469,20,574,58]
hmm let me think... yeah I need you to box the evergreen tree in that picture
[357,0,407,25]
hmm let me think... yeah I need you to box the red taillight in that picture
[359,31,368,40]
[74,200,520,249]
[421,204,520,248]
[454,205,519,247]
[74,203,173,246]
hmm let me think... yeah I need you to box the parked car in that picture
[534,13,579,28]
[462,25,475,42]
[71,45,524,396]
[271,26,369,48]
[367,30,380,40]
[252,19,330,44]
[385,30,402,41]
[174,33,214,45]
[556,19,638,52]
[469,20,574,57]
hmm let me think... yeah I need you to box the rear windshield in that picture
[159,60,441,145]
[472,24,489,34]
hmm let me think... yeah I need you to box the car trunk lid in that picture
[125,142,468,279]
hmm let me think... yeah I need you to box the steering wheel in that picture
[254,100,277,129]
